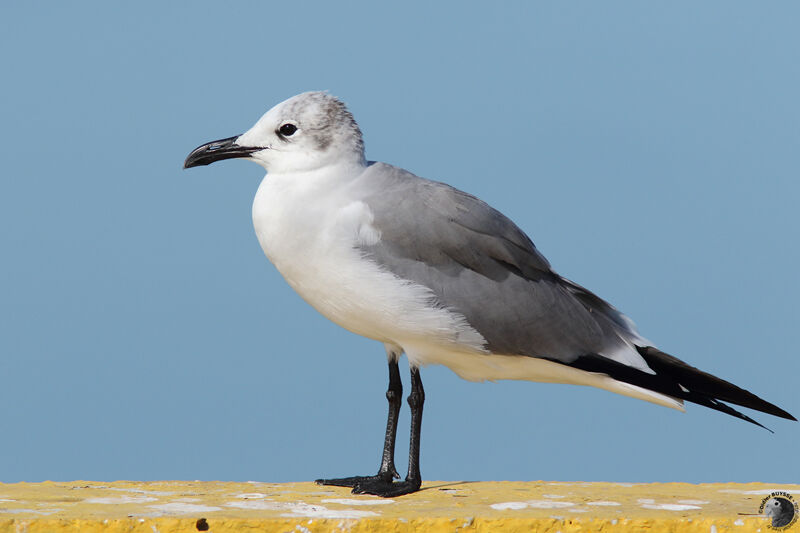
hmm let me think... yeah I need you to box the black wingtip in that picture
[637,347,797,423]
[693,395,774,433]
[556,349,794,432]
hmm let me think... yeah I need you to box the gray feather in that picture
[357,162,641,363]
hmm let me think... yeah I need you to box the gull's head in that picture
[184,91,365,173]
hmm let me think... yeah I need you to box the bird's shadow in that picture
[420,481,480,493]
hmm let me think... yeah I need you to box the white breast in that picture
[251,168,487,355]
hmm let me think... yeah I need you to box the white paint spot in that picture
[678,499,709,505]
[0,499,15,503]
[85,496,158,504]
[107,487,175,496]
[226,499,378,519]
[587,501,622,506]
[148,503,222,514]
[0,508,60,515]
[611,519,618,525]
[235,493,268,499]
[490,500,576,510]
[490,502,528,510]
[734,519,745,526]
[542,494,566,499]
[526,500,576,509]
[321,498,395,506]
[641,503,702,511]
[710,525,717,533]
[280,503,378,519]
[294,525,312,533]
[637,498,656,504]
[226,500,282,511]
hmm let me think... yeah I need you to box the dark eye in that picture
[279,123,297,136]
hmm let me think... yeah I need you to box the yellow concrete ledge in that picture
[0,480,797,532]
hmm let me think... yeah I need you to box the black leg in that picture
[379,359,403,479]
[315,358,403,487]
[352,366,424,497]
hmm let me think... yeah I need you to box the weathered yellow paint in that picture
[0,480,796,532]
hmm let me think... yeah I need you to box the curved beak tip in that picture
[183,134,258,170]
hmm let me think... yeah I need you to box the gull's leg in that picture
[378,358,403,479]
[352,365,424,497]
[315,352,403,487]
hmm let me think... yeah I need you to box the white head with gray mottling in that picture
[184,91,365,173]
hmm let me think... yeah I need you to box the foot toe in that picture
[351,478,421,497]
[316,473,394,488]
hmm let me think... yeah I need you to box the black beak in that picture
[183,135,263,169]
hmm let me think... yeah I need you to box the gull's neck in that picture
[263,158,369,196]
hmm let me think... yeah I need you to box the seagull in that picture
[184,91,795,497]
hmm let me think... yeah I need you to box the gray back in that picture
[357,162,643,364]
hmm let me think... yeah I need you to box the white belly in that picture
[251,172,487,355]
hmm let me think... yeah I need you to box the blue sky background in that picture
[1,2,798,484]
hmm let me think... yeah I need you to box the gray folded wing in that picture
[358,163,649,369]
